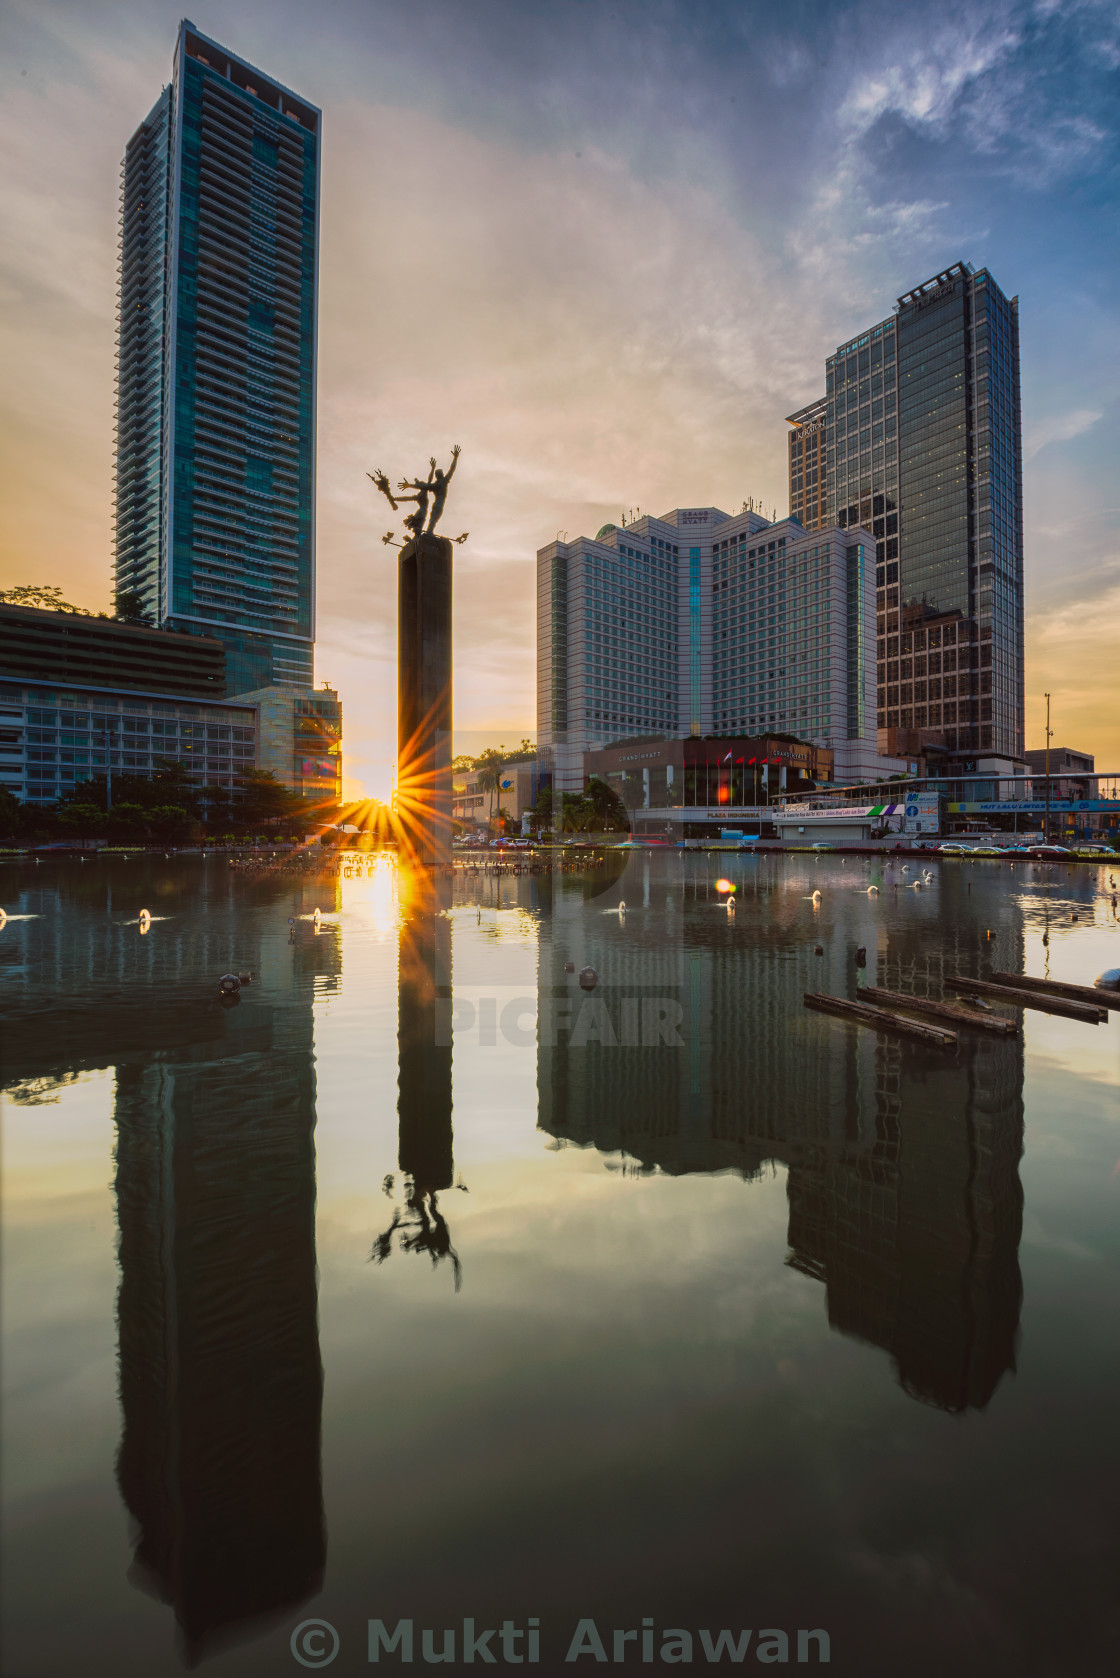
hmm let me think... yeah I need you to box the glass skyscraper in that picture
[813,261,1023,760]
[114,21,320,696]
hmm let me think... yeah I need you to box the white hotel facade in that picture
[537,505,884,793]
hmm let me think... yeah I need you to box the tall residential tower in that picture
[789,261,1024,760]
[114,20,320,696]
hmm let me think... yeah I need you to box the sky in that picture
[0,0,1117,799]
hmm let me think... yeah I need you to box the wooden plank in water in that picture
[858,986,1018,1035]
[988,970,1120,1012]
[804,992,957,1047]
[947,975,1105,1024]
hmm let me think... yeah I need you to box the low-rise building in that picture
[0,676,256,804]
[231,685,342,803]
[453,759,538,831]
[0,601,226,696]
[582,733,834,839]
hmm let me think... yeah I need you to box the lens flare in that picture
[714,878,735,894]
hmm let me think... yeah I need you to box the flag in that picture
[735,757,744,764]
[723,752,732,762]
[749,757,757,766]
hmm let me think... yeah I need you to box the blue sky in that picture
[1,0,1117,792]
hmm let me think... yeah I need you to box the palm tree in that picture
[474,748,506,835]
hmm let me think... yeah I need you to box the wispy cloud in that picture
[1024,408,1103,461]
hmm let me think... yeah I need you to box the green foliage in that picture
[114,589,152,625]
[0,584,92,614]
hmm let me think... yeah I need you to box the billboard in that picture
[904,792,942,835]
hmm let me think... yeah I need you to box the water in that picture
[1,851,1118,1678]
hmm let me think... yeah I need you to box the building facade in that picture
[787,396,827,531]
[234,684,342,801]
[538,505,878,792]
[453,760,537,832]
[1,602,225,697]
[0,677,257,804]
[115,21,320,695]
[809,261,1023,759]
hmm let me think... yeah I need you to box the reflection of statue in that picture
[368,444,460,539]
[372,867,463,1284]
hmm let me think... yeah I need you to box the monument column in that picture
[399,532,453,866]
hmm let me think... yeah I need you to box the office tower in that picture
[537,506,876,791]
[807,261,1023,759]
[786,396,827,531]
[114,21,320,696]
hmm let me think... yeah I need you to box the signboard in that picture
[948,799,1120,815]
[904,792,942,835]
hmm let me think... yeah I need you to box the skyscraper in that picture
[114,21,320,696]
[786,396,827,532]
[795,261,1023,759]
[537,505,877,791]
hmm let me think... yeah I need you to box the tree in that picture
[474,748,506,834]
[105,802,150,843]
[147,805,193,843]
[0,584,92,614]
[56,803,106,848]
[0,787,23,842]
[234,769,302,829]
[115,588,152,625]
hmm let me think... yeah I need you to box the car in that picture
[937,842,969,855]
[1026,844,1072,859]
[1074,844,1112,858]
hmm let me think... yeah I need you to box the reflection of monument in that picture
[113,943,327,1663]
[536,857,1025,1412]
[371,447,461,866]
[372,866,461,1285]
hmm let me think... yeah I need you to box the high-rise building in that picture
[114,20,320,696]
[786,396,827,531]
[799,261,1023,759]
[537,505,878,791]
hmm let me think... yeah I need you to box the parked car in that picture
[1027,844,1073,858]
[937,842,969,854]
[1074,844,1112,857]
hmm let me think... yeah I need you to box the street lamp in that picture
[92,716,117,810]
[1043,692,1052,845]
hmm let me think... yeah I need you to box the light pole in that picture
[93,717,116,811]
[1043,692,1052,844]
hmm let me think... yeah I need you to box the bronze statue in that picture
[368,444,460,540]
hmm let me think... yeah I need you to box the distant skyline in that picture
[1,0,1117,798]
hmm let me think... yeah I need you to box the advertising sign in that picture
[904,792,942,835]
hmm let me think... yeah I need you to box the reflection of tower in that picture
[535,856,1026,1413]
[373,868,459,1281]
[114,965,325,1664]
[398,534,453,866]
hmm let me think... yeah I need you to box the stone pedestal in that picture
[398,533,452,866]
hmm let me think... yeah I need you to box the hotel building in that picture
[537,505,879,792]
[114,21,320,696]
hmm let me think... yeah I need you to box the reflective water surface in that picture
[2,852,1118,1677]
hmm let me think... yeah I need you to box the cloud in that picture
[1024,408,1102,461]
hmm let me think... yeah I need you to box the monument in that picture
[370,445,463,867]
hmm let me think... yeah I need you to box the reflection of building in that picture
[0,869,333,1663]
[537,507,884,792]
[536,859,1024,1411]
[115,22,320,694]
